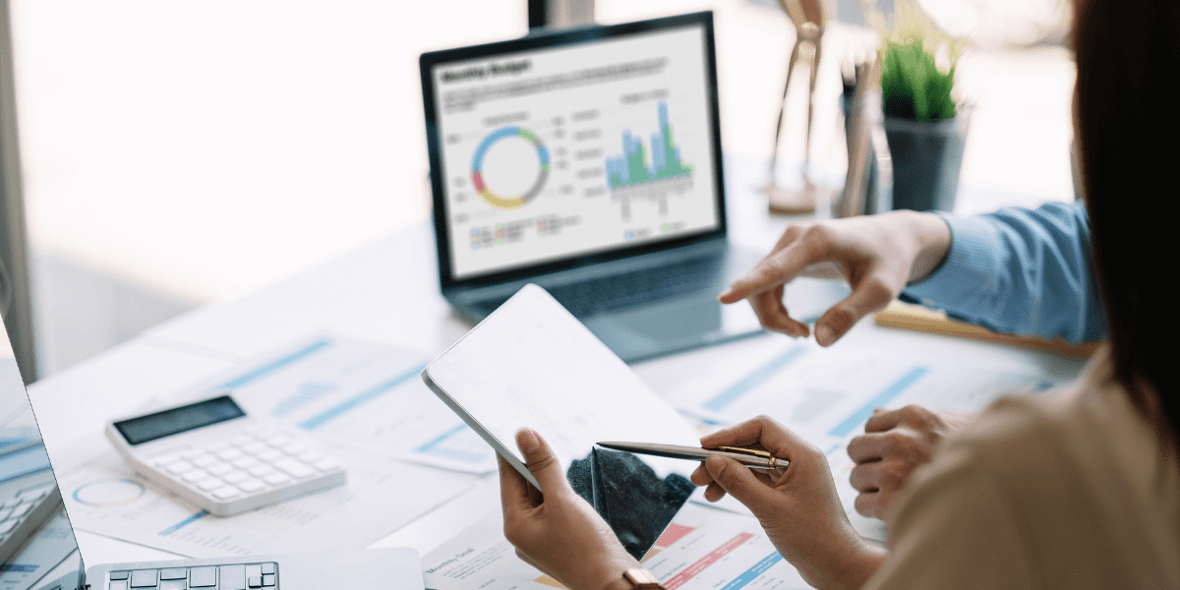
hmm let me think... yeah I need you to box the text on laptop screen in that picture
[432,23,721,280]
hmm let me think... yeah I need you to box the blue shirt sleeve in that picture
[900,201,1107,343]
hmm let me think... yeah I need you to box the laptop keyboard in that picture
[105,563,278,590]
[473,256,722,318]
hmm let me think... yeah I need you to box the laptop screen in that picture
[423,13,724,283]
[0,327,84,590]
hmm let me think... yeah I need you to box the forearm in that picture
[901,202,1107,343]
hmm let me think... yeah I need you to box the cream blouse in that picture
[865,346,1180,589]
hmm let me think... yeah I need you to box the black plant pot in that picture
[883,111,970,212]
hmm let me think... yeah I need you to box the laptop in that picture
[0,322,423,590]
[419,11,848,362]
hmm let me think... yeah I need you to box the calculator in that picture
[105,394,346,517]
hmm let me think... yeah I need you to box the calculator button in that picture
[247,465,275,477]
[160,568,187,580]
[260,563,275,575]
[262,573,276,586]
[296,451,324,463]
[211,486,242,500]
[238,479,266,493]
[165,461,195,475]
[313,458,341,472]
[181,449,204,459]
[250,427,278,438]
[242,442,268,455]
[196,478,225,491]
[191,455,219,468]
[130,569,158,587]
[263,472,292,486]
[256,450,283,463]
[248,575,263,588]
[190,566,217,587]
[273,458,315,479]
[263,434,292,447]
[207,463,235,476]
[182,470,210,483]
[232,456,260,469]
[223,470,250,484]
[281,443,308,456]
[216,448,245,460]
[231,436,254,447]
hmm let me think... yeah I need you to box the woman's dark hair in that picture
[1074,0,1179,448]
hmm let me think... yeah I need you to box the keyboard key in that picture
[0,520,17,534]
[260,564,275,575]
[161,580,187,590]
[248,575,263,588]
[160,568,187,580]
[273,458,315,479]
[17,485,52,499]
[196,478,225,491]
[190,566,217,587]
[11,502,33,517]
[130,569,157,587]
[238,479,266,493]
[0,507,13,520]
[264,434,292,447]
[108,581,128,590]
[280,443,308,456]
[262,573,276,586]
[212,486,242,500]
[242,442,268,455]
[231,436,254,447]
[181,449,204,459]
[109,571,130,580]
[219,565,246,590]
[263,472,292,486]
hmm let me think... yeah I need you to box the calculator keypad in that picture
[106,562,278,590]
[150,427,342,505]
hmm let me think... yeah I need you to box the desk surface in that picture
[26,147,1086,567]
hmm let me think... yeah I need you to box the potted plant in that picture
[875,2,969,212]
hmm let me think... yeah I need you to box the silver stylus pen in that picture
[596,441,789,470]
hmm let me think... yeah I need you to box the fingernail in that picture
[815,325,834,346]
[517,429,539,453]
[718,287,734,300]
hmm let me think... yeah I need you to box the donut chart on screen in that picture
[470,126,550,209]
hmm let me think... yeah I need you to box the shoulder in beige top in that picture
[865,347,1180,589]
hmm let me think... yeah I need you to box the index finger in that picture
[719,235,834,303]
[699,415,809,459]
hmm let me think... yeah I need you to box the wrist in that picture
[588,554,645,590]
[904,211,952,284]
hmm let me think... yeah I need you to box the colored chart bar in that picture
[606,102,693,190]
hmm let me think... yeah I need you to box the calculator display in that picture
[114,395,246,445]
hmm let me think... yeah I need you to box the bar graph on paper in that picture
[605,102,695,221]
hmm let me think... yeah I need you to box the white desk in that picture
[25,147,1088,568]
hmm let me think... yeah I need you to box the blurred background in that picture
[4,0,1074,378]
